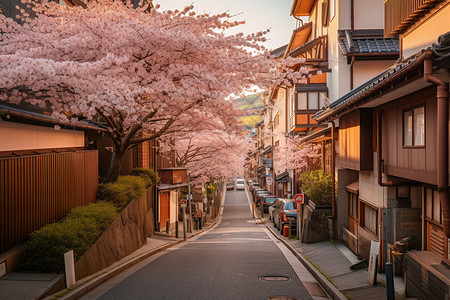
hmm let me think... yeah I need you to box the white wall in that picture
[0,121,85,151]
[354,0,384,29]
[273,88,287,175]
[353,60,395,88]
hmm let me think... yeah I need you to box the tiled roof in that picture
[0,104,107,131]
[338,30,399,56]
[270,44,288,59]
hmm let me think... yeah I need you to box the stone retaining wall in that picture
[74,187,155,280]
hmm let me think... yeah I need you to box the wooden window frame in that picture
[348,191,358,219]
[295,92,327,113]
[425,187,442,226]
[359,200,378,235]
[402,104,426,148]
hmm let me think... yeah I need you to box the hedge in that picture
[98,175,146,209]
[20,201,118,273]
[299,169,332,205]
[131,168,160,188]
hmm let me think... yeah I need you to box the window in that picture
[274,113,280,128]
[297,93,307,110]
[329,0,335,21]
[349,193,358,219]
[425,188,441,223]
[360,202,378,235]
[403,105,425,146]
[322,0,329,27]
[296,92,327,111]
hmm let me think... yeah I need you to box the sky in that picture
[156,0,297,51]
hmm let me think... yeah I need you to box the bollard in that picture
[166,219,170,234]
[386,262,395,300]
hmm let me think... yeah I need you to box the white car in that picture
[235,179,245,190]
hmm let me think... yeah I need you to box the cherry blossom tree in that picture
[274,133,320,171]
[0,0,308,182]
[169,129,253,185]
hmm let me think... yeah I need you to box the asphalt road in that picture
[82,189,315,300]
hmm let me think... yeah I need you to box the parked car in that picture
[251,187,266,198]
[235,179,245,190]
[226,181,234,190]
[268,198,282,222]
[254,190,271,204]
[272,199,298,234]
[249,183,261,193]
[261,195,278,213]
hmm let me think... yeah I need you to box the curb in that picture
[52,187,227,300]
[264,224,347,300]
[53,239,185,300]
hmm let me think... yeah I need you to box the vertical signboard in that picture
[368,240,380,285]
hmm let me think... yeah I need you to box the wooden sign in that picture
[368,240,380,285]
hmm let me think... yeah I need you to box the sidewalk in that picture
[247,186,405,300]
[0,212,221,300]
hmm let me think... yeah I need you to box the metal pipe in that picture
[326,121,336,239]
[377,111,393,186]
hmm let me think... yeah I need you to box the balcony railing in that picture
[385,0,443,36]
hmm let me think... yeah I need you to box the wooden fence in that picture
[0,150,98,253]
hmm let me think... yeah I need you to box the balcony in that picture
[385,0,445,36]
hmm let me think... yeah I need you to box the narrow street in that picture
[80,189,327,300]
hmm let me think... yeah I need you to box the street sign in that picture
[187,194,192,200]
[266,177,273,185]
[294,193,305,204]
[180,199,187,208]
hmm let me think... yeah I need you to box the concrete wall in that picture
[74,188,155,280]
[359,152,385,208]
[402,4,450,59]
[0,121,84,151]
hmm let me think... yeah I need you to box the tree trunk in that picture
[104,147,126,183]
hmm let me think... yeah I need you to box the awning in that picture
[346,181,359,193]
[276,171,290,183]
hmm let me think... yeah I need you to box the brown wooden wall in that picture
[0,150,98,253]
[381,87,441,185]
[338,110,373,171]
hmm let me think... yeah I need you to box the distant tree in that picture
[0,0,308,182]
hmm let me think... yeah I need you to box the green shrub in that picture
[98,175,146,209]
[131,168,160,187]
[20,201,118,273]
[299,170,332,205]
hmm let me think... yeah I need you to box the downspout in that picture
[377,111,393,186]
[350,56,355,90]
[326,121,336,240]
[421,53,450,238]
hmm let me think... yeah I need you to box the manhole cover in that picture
[259,276,292,281]
[268,297,299,300]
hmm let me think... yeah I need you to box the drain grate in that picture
[267,297,299,300]
[259,276,292,282]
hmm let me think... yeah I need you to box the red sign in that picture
[294,193,305,204]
